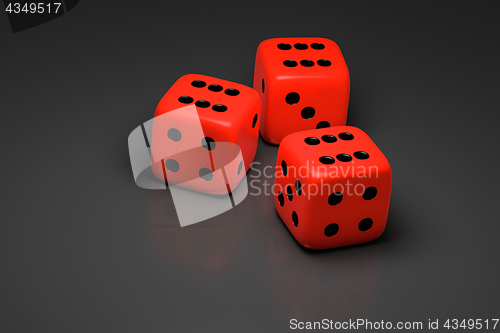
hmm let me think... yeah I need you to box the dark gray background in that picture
[1,1,499,332]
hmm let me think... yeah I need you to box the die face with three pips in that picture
[253,37,350,145]
[274,126,392,250]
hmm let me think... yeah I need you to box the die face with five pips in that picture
[274,126,392,250]
[253,37,350,145]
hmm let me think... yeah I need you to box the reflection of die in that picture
[266,215,380,319]
[150,74,261,191]
[274,126,392,250]
[147,193,248,275]
[253,37,350,144]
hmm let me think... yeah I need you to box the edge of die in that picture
[342,126,393,177]
[257,37,341,51]
[178,73,260,96]
[155,73,260,117]
[278,125,392,173]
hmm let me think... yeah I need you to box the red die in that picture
[253,37,350,144]
[150,74,260,193]
[274,126,392,250]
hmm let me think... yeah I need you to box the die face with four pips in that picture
[150,74,260,194]
[274,126,392,250]
[253,37,350,145]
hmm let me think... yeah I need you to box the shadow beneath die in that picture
[270,196,407,256]
[346,84,371,130]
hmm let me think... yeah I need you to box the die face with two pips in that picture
[274,126,392,250]
[150,74,260,194]
[253,37,350,145]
